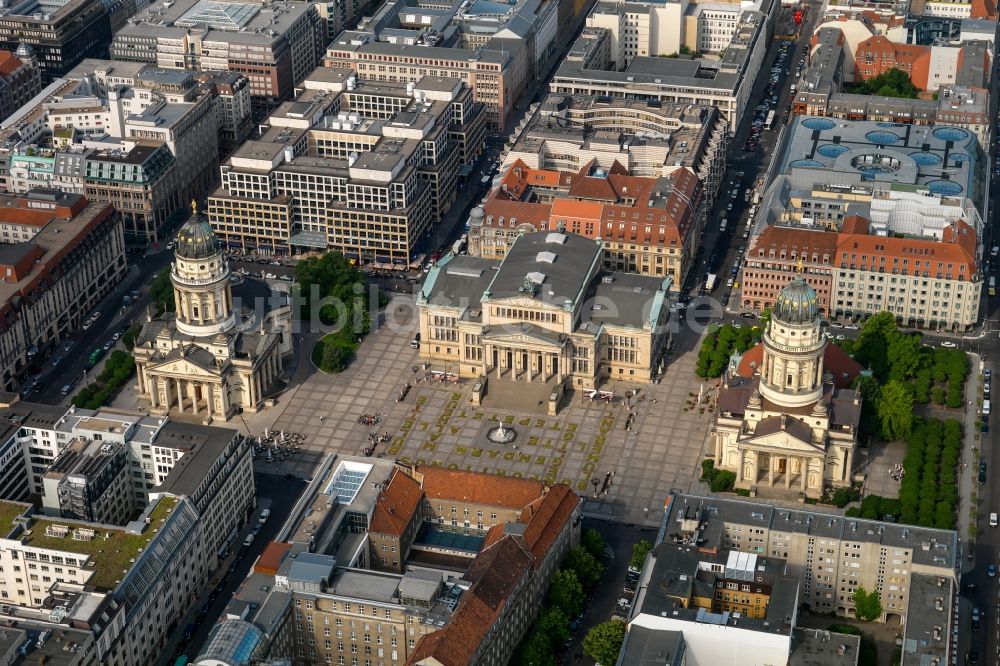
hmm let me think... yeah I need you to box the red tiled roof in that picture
[750,224,838,259]
[479,483,581,567]
[407,537,533,666]
[369,468,423,536]
[737,343,862,389]
[254,542,292,576]
[836,219,977,278]
[415,466,544,509]
[0,51,22,77]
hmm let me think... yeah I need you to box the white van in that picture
[985,399,992,415]
[991,512,998,527]
[259,508,271,524]
[720,219,728,231]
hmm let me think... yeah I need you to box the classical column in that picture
[208,291,217,322]
[801,458,807,491]
[172,378,182,412]
[189,381,199,415]
[245,375,254,406]
[738,449,746,481]
[149,377,158,408]
[845,448,854,483]
[255,374,262,403]
[205,384,213,420]
[785,458,792,488]
[527,350,534,382]
[767,456,775,486]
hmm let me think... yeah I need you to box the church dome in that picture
[176,216,219,260]
[773,277,819,324]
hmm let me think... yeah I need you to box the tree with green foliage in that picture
[511,630,554,666]
[149,268,175,316]
[852,375,882,437]
[852,586,883,622]
[853,68,919,98]
[546,569,586,619]
[710,469,736,492]
[319,342,350,373]
[629,539,653,570]
[583,620,626,666]
[581,528,606,561]
[121,323,142,350]
[565,545,604,590]
[537,607,572,646]
[877,380,913,440]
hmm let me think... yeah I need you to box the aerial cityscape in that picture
[0,0,994,661]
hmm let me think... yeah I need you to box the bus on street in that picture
[764,110,776,131]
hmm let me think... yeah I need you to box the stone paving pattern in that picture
[257,296,714,527]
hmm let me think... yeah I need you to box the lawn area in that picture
[312,331,359,373]
[23,496,179,590]
[0,501,30,535]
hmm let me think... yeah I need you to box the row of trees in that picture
[72,351,136,410]
[849,418,960,529]
[513,529,607,665]
[149,268,175,316]
[695,323,763,378]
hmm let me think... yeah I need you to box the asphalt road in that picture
[27,248,174,405]
[159,472,306,664]
[691,1,821,307]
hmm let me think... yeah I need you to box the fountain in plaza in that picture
[486,421,517,444]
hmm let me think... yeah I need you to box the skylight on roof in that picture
[174,0,260,30]
[536,251,557,264]
[545,232,567,244]
[325,461,373,504]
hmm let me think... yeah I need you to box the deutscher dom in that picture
[712,277,862,498]
[132,205,292,421]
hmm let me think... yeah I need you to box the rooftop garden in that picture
[21,496,179,590]
[0,501,30,537]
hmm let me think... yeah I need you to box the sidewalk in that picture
[958,353,986,566]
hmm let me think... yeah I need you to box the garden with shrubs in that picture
[71,350,136,410]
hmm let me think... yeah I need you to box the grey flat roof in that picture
[588,272,668,329]
[331,568,401,604]
[485,231,601,306]
[900,573,952,665]
[419,254,495,312]
[152,421,237,496]
[664,493,958,569]
[618,625,684,666]
[790,628,861,666]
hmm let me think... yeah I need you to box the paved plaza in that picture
[252,296,714,527]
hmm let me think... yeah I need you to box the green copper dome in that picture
[175,216,219,260]
[773,277,819,325]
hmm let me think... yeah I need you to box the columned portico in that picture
[740,448,822,496]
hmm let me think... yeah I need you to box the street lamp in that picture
[591,477,599,497]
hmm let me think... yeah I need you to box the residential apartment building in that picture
[41,439,133,525]
[208,68,486,261]
[0,0,111,82]
[0,190,126,391]
[549,0,775,132]
[111,0,326,113]
[740,225,837,315]
[418,231,672,388]
[0,61,225,243]
[195,71,254,149]
[322,0,565,130]
[628,493,957,666]
[193,456,581,666]
[505,93,728,204]
[468,159,704,286]
[0,48,42,124]
[0,414,254,666]
[852,35,990,92]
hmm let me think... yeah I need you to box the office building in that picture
[111,0,326,113]
[195,70,254,149]
[505,93,728,202]
[417,231,673,390]
[208,68,486,261]
[0,410,254,666]
[0,48,42,124]
[629,492,958,666]
[713,277,863,498]
[852,36,990,91]
[0,61,224,243]
[132,211,292,420]
[549,0,775,132]
[0,0,111,82]
[0,190,126,392]
[323,0,566,130]
[468,159,704,286]
[193,457,580,666]
[740,215,981,330]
